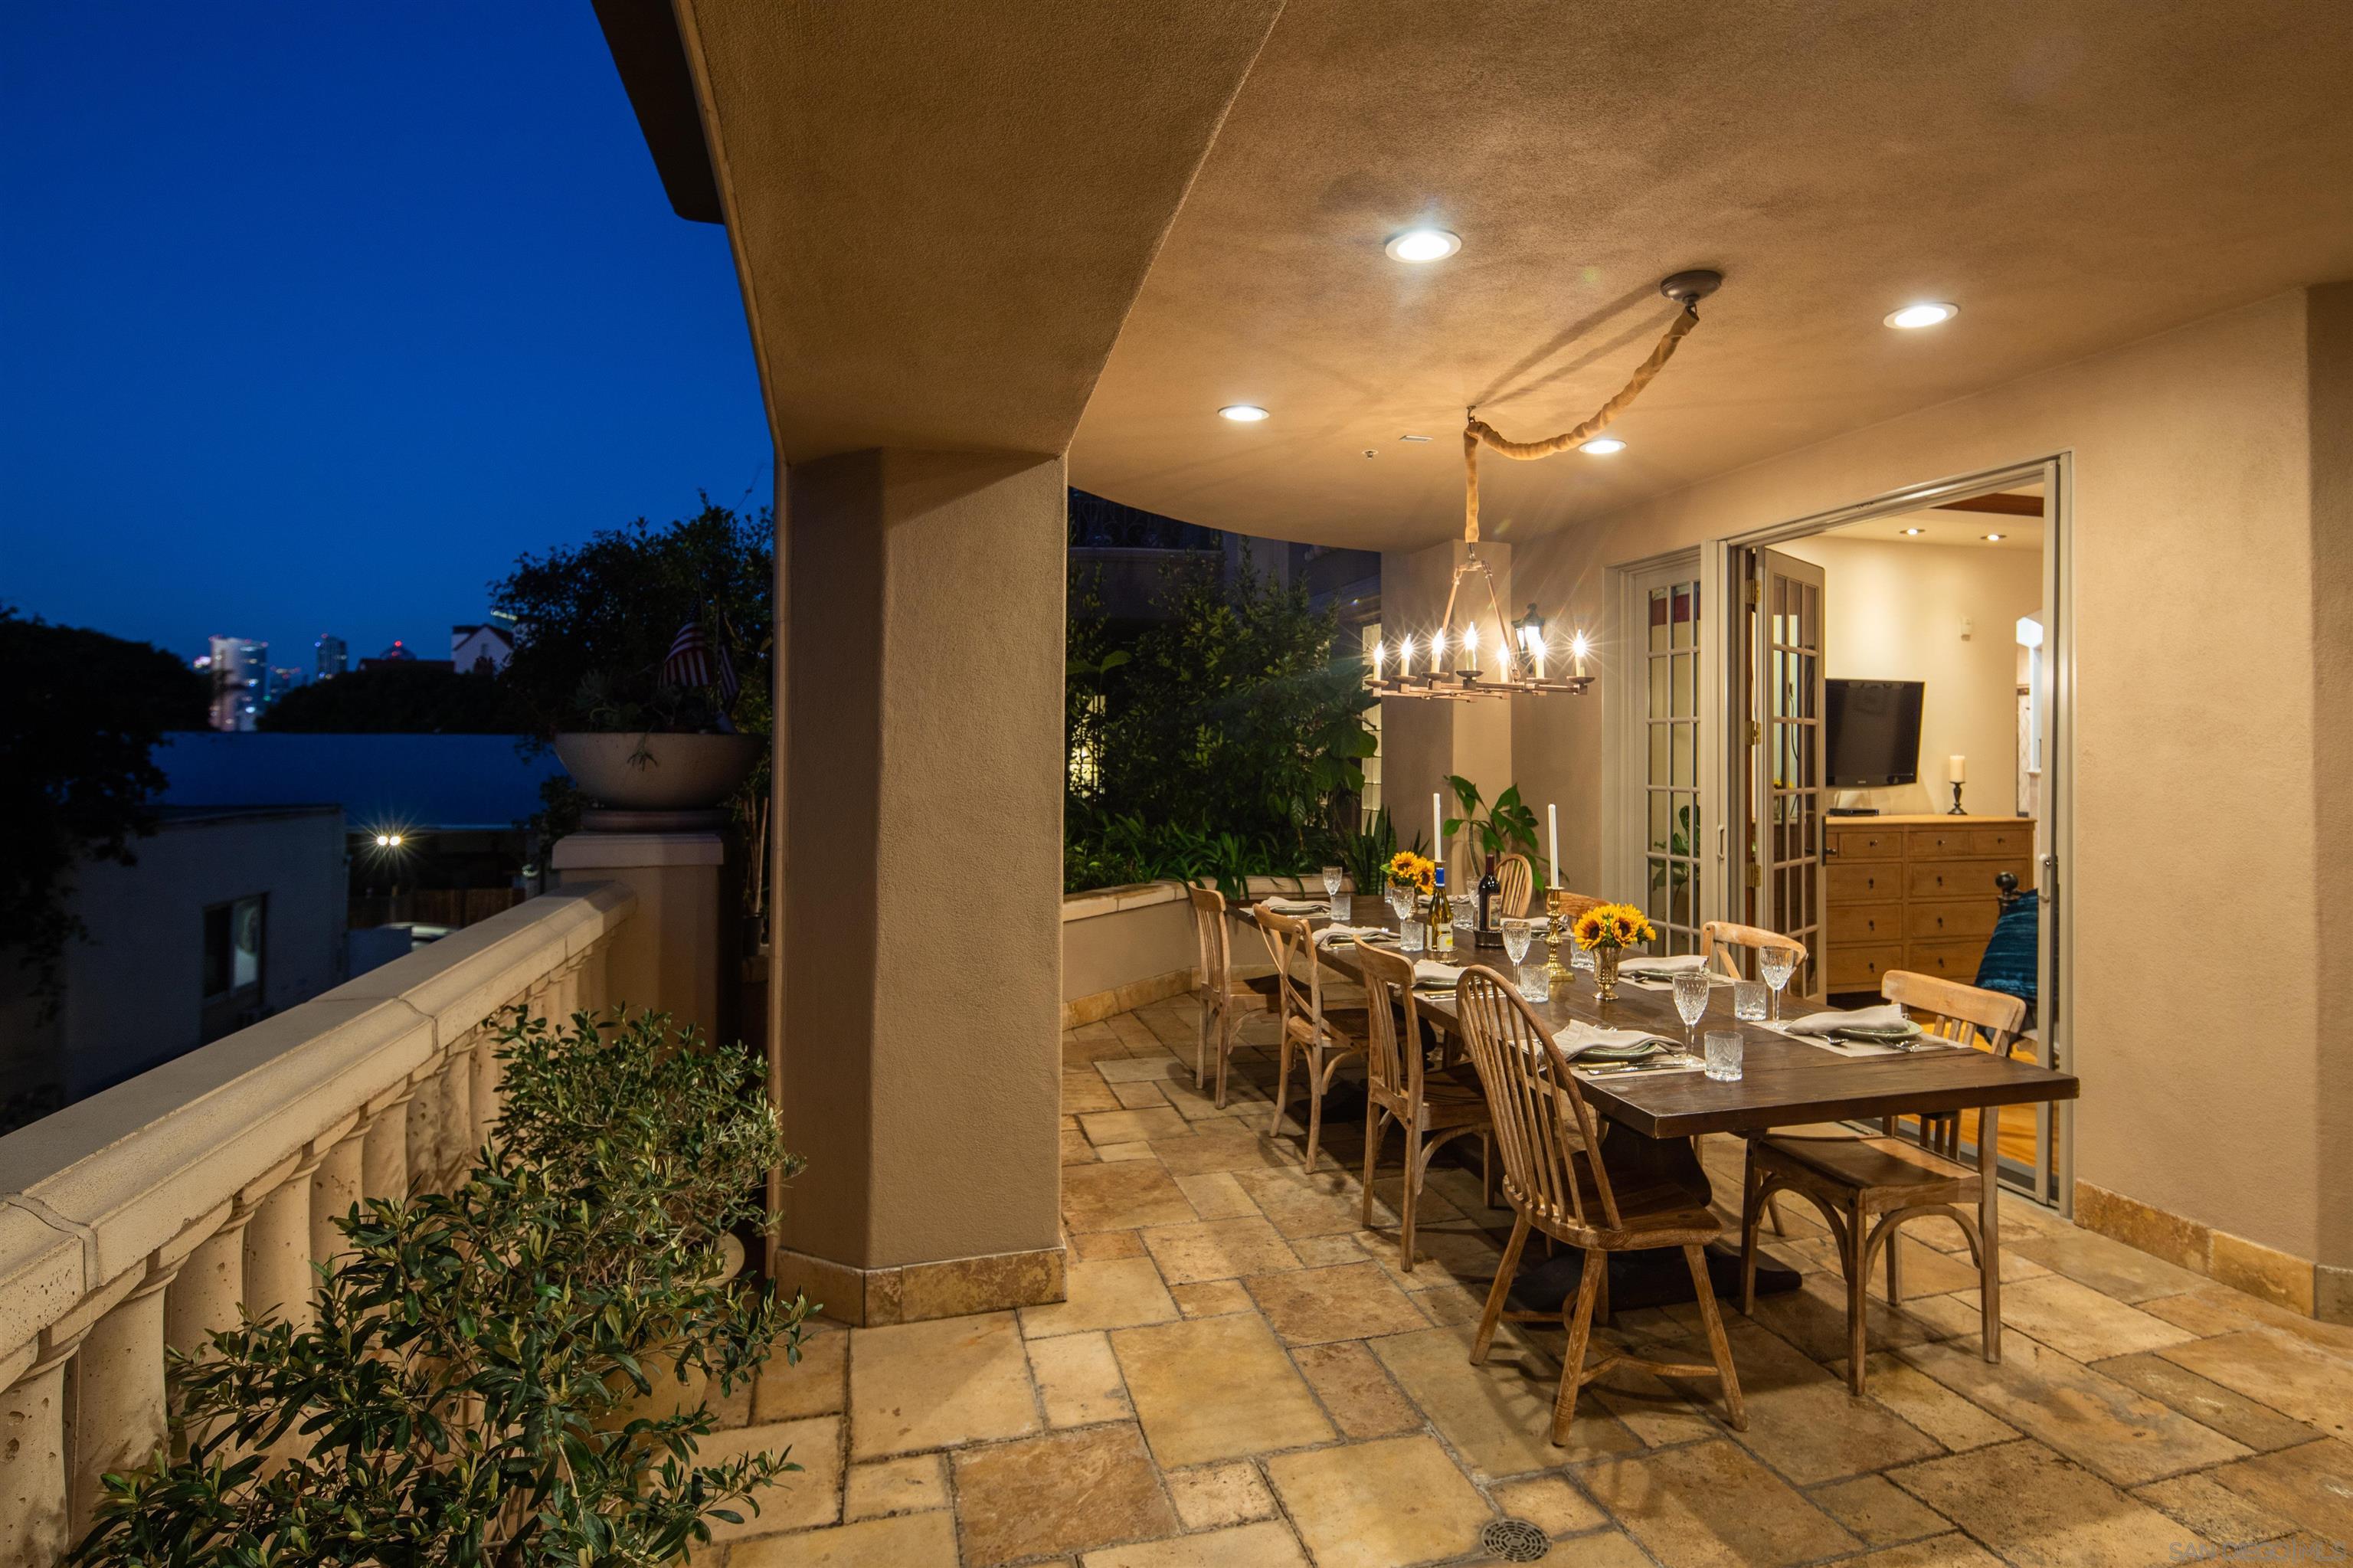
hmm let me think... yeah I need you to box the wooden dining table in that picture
[1234,899,2080,1327]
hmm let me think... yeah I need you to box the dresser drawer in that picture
[1828,827,1902,862]
[1906,826,1978,859]
[1903,939,1989,981]
[1906,859,2030,902]
[1828,944,1902,992]
[1969,824,2034,858]
[1829,862,1902,902]
[1829,902,1903,945]
[1906,900,1998,941]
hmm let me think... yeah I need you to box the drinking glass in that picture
[1671,970,1711,1052]
[1704,1029,1744,1082]
[1733,980,1769,1023]
[1500,918,1536,965]
[1758,944,1796,1021]
[1321,866,1344,900]
[1517,957,1551,1003]
[1386,883,1412,922]
[1399,913,1426,953]
[1330,892,1353,923]
[1569,941,1596,990]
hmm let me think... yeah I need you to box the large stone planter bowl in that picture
[553,732,761,811]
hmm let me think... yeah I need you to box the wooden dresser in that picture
[1824,814,2035,995]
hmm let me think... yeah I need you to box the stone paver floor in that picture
[692,997,2353,1566]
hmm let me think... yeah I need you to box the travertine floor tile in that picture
[1235,1166,1398,1237]
[1063,1070,1125,1114]
[1064,1129,1102,1164]
[2132,1471,2292,1547]
[1113,1080,1172,1109]
[1142,1216,1301,1284]
[1291,1340,1423,1437]
[2094,1350,2321,1452]
[1887,1439,2200,1568]
[1854,1352,2019,1451]
[1964,1273,2198,1361]
[1371,1323,1640,1476]
[2142,1288,2353,1351]
[2011,1227,2209,1302]
[2206,1438,2353,1547]
[1029,1331,1132,1426]
[1352,1219,1504,1284]
[2159,1331,2353,1442]
[1075,1229,1148,1262]
[1064,1162,1199,1232]
[728,1508,959,1567]
[1832,1537,2007,1567]
[1173,1169,1258,1219]
[1490,1473,1608,1536]
[843,1454,947,1521]
[1739,1268,1947,1362]
[1096,1055,1190,1085]
[1169,1278,1254,1317]
[1113,1312,1334,1467]
[1534,1533,1663,1567]
[849,1312,1039,1459]
[1897,1332,2247,1485]
[1020,1258,1179,1338]
[1099,1140,1161,1162]
[1707,1324,1941,1484]
[951,1423,1177,1566]
[694,1414,843,1540]
[1082,1108,1194,1146]
[1811,1473,1952,1545]
[1578,1439,1857,1567]
[754,1325,847,1422]
[1245,1262,1428,1344]
[1288,1233,1368,1268]
[1150,1124,1296,1177]
[1165,1461,1278,1529]
[1080,1520,1309,1568]
[1266,1434,1495,1568]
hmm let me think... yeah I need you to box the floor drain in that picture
[1481,1517,1551,1561]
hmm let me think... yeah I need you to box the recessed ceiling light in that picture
[1900,526,1926,535]
[1219,404,1268,422]
[1885,302,1959,329]
[1384,228,1461,264]
[1580,437,1626,455]
[1982,532,2005,542]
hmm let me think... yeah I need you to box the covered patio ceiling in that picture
[1072,0,2353,551]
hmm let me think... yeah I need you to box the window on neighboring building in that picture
[201,894,266,1041]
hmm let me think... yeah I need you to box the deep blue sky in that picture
[1,4,768,674]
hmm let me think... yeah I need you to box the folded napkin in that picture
[1412,959,1462,987]
[1551,1021,1677,1060]
[1312,924,1384,947]
[1616,953,1710,976]
[1259,897,1327,915]
[1782,1003,1907,1037]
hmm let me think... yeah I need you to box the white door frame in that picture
[1696,455,2076,1210]
[1604,548,1726,950]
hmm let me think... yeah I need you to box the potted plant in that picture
[73,1008,814,1566]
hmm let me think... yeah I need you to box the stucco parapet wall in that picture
[1059,875,1338,923]
[0,882,634,1360]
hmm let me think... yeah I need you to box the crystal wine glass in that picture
[1500,918,1536,967]
[1758,944,1796,1022]
[1671,969,1712,1053]
[1321,865,1344,899]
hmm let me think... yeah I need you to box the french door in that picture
[1742,548,1827,997]
[1617,555,1724,956]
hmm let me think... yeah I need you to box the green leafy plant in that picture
[1330,807,1425,895]
[73,1009,813,1568]
[1443,776,1543,872]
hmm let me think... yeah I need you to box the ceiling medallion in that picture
[1370,270,1722,702]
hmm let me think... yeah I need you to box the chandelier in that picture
[1369,270,1722,702]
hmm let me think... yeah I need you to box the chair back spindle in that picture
[1454,967,1621,1235]
[1356,944,1425,1108]
[1186,884,1231,992]
[1495,853,1535,918]
[1257,908,1330,1045]
[1700,919,1807,981]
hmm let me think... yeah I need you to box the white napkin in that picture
[1617,953,1710,976]
[1312,925,1383,947]
[1551,1022,1677,1057]
[1259,897,1327,915]
[1412,959,1462,987]
[1782,1003,1907,1037]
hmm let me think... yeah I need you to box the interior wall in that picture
[1505,287,2326,1263]
[2307,281,2353,1291]
[1772,535,2041,817]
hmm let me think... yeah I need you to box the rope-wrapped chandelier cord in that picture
[1460,303,1701,542]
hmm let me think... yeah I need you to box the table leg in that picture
[1979,1103,2002,1363]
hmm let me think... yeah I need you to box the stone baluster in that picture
[405,1054,447,1195]
[67,1257,181,1536]
[0,1331,83,1566]
[362,1085,414,1200]
[164,1200,256,1368]
[307,1115,367,1288]
[435,1042,476,1190]
[242,1152,322,1334]
[470,1029,505,1151]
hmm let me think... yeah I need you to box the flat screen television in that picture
[1825,679,1925,787]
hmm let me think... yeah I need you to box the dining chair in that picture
[1258,908,1369,1174]
[1186,884,1281,1106]
[1698,918,1807,981]
[1356,944,1493,1270]
[1495,853,1536,918]
[1454,967,1746,1444]
[1885,968,2031,1158]
[1739,967,2027,1393]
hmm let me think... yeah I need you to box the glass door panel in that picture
[1752,548,1825,994]
[1642,578,1703,955]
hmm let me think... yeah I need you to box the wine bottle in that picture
[1478,853,1500,932]
[1429,866,1454,954]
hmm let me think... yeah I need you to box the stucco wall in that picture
[1504,288,2330,1264]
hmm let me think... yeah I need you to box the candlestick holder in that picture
[1947,781,1965,815]
[1543,889,1573,984]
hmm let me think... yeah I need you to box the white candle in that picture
[1400,633,1415,676]
[1462,622,1479,671]
[1572,631,1590,679]
[1548,804,1560,887]
[1371,640,1385,679]
[1434,791,1444,875]
[1948,754,1968,784]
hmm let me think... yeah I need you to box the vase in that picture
[1593,946,1621,1003]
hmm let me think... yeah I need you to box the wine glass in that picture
[1321,865,1344,899]
[1671,970,1711,1054]
[1503,918,1546,1002]
[1500,918,1536,967]
[1758,944,1796,1022]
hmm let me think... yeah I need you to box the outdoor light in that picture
[1983,532,2005,542]
[1901,525,1926,535]
[1579,437,1626,455]
[1218,404,1269,422]
[1884,302,1959,329]
[1384,228,1462,264]
[1513,602,1546,658]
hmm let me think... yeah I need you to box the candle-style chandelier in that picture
[1369,269,1723,702]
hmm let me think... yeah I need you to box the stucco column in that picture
[67,1264,175,1533]
[0,1344,75,1565]
[774,449,1065,1324]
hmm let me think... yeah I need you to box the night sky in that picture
[1,5,768,674]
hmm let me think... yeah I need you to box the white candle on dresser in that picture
[1548,804,1560,887]
[1949,754,1968,784]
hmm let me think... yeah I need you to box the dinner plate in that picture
[1831,1020,1923,1043]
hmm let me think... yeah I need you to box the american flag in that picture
[664,620,739,705]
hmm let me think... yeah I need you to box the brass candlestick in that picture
[1543,889,1573,984]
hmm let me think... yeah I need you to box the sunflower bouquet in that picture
[1571,902,1656,952]
[1386,850,1437,896]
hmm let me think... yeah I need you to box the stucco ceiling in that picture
[1069,0,2353,552]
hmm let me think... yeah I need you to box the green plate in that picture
[1570,1039,1671,1063]
[1831,1021,1923,1044]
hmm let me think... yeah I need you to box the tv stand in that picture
[1824,815,2034,994]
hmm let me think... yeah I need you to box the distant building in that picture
[204,635,268,732]
[315,633,348,679]
[267,667,304,705]
[357,640,456,674]
[451,621,514,674]
[0,804,346,1131]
